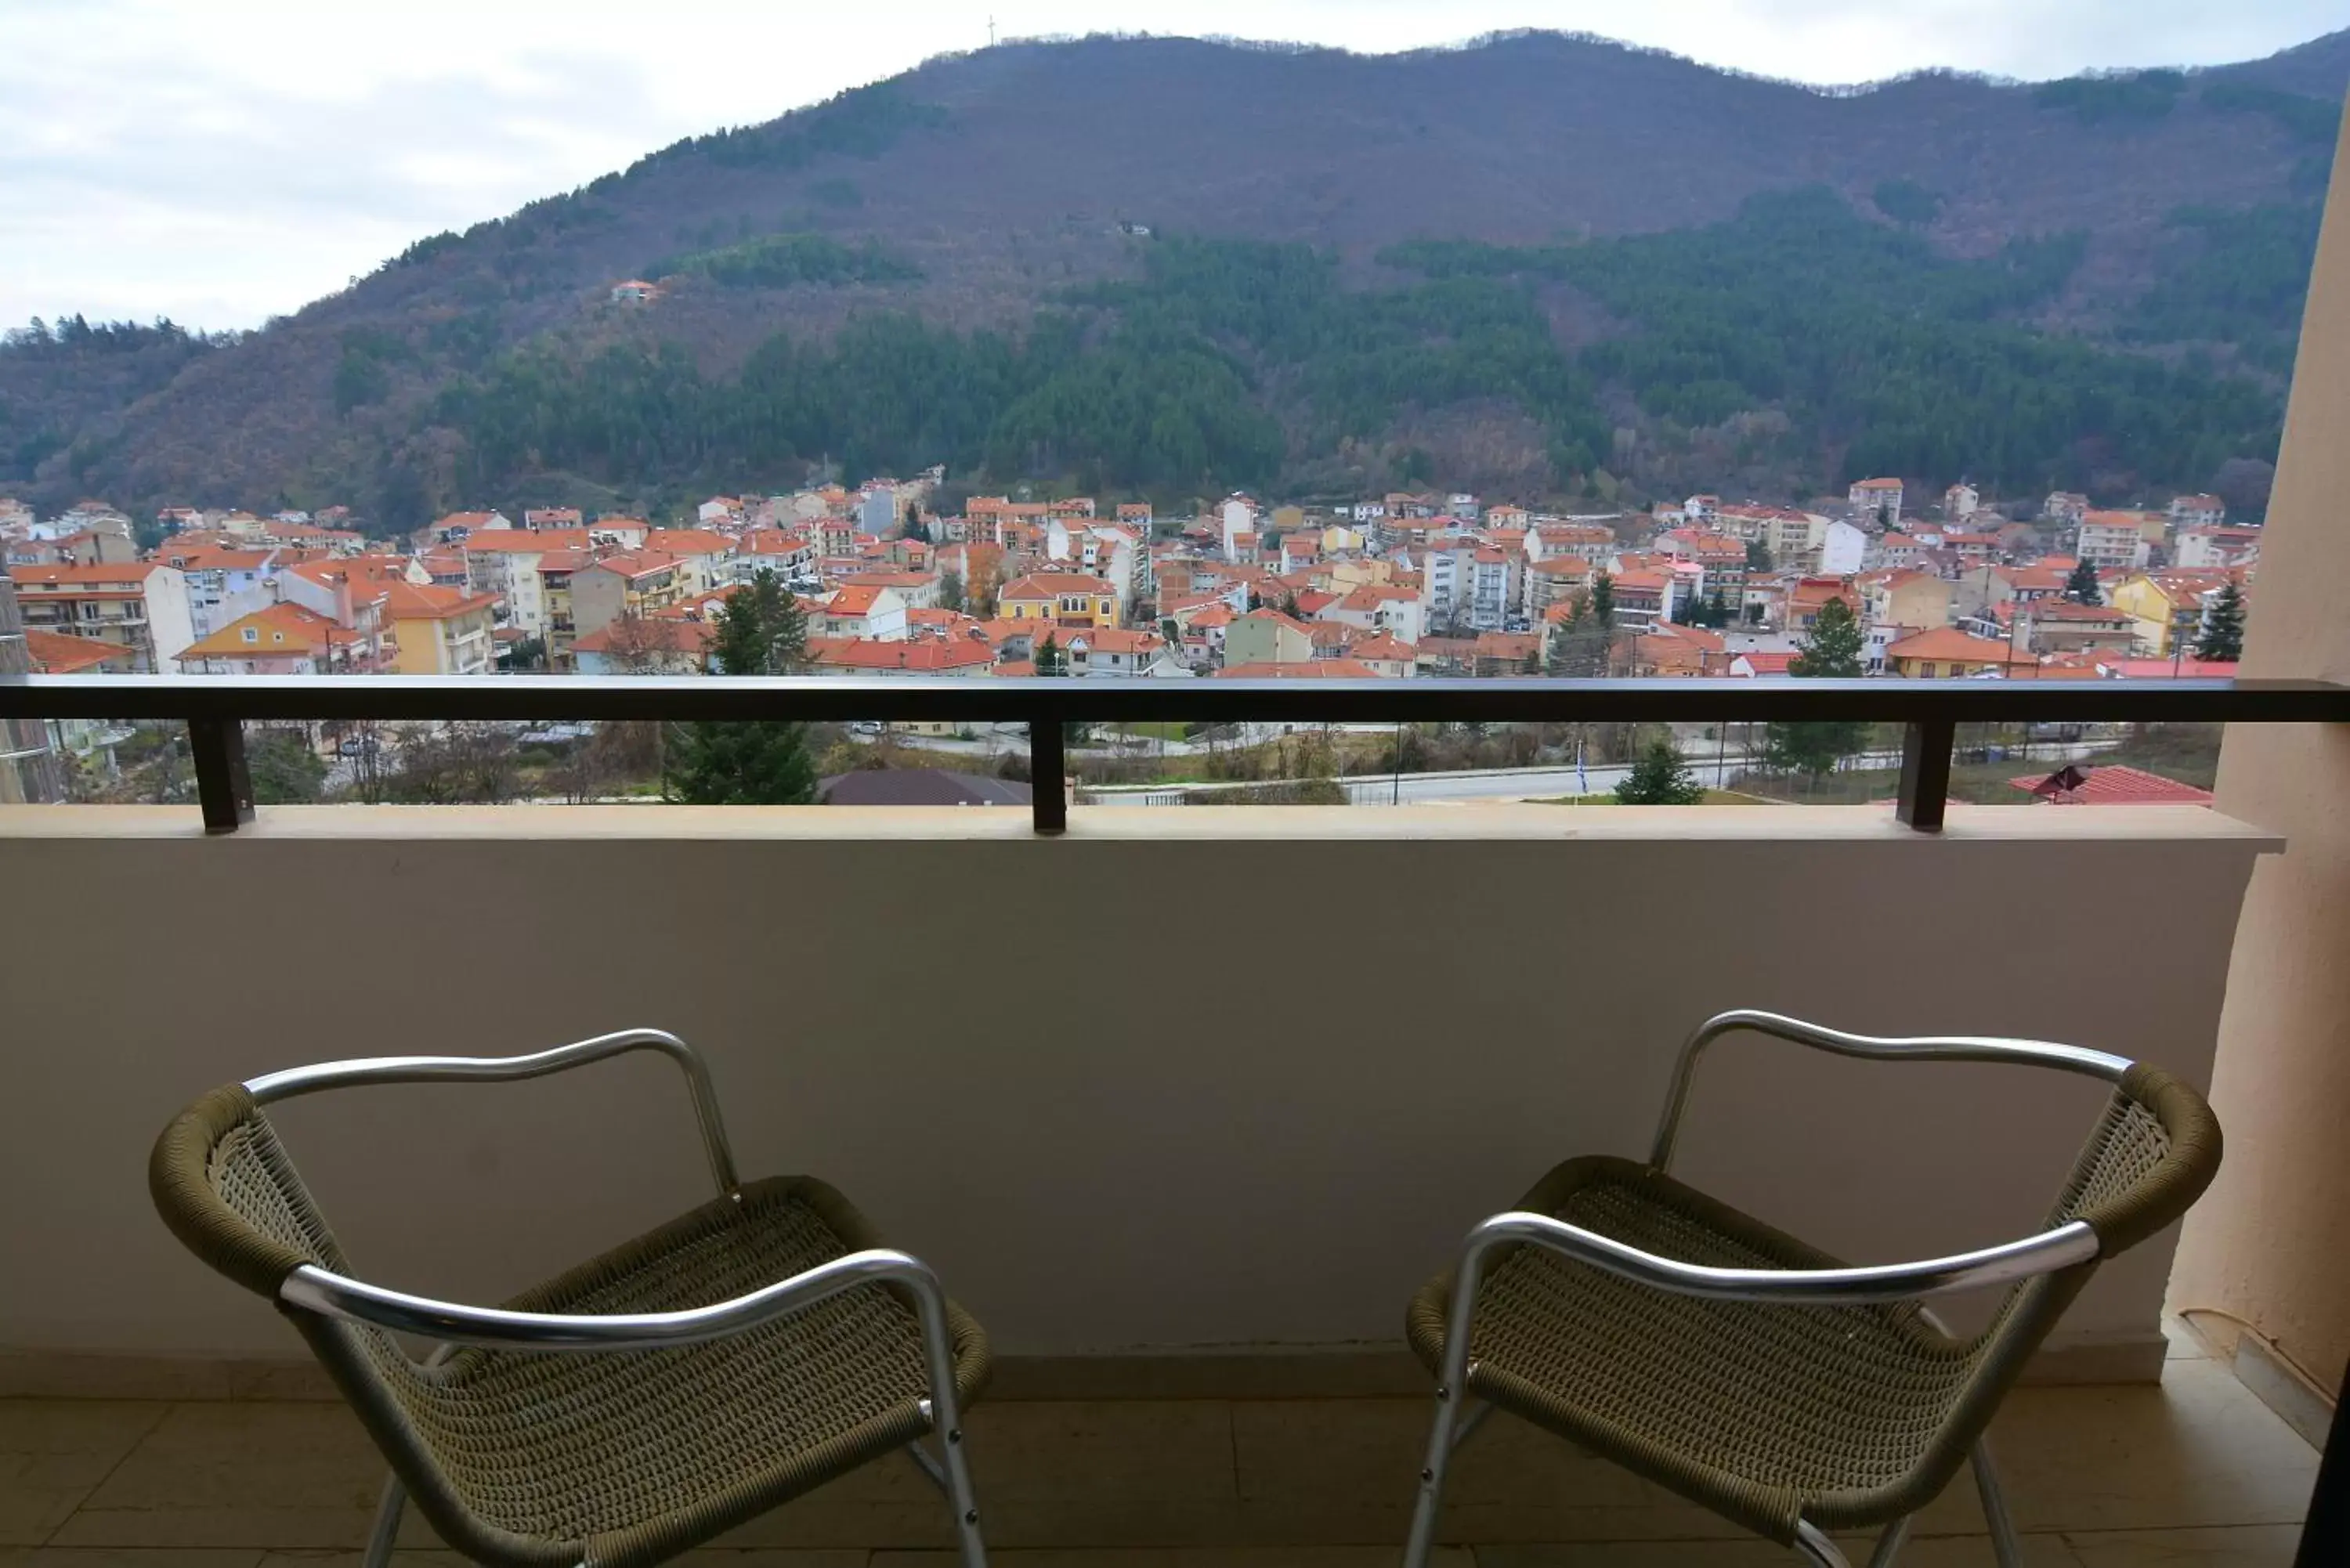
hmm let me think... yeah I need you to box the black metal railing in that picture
[3,672,2345,836]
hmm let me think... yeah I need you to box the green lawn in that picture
[1112,721,1190,742]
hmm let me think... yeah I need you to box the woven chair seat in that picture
[332,1176,985,1564]
[153,1084,989,1568]
[1410,1154,2028,1541]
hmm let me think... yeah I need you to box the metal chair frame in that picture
[1403,1009,2137,1568]
[244,1029,987,1568]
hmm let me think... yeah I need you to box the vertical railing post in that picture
[1029,717,1066,835]
[188,717,255,834]
[1895,714,1955,833]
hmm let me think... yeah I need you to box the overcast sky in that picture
[4,0,2345,332]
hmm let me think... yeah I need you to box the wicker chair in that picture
[1401,1010,2223,1568]
[150,1030,992,1568]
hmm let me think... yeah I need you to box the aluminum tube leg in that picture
[1972,1438,2023,1568]
[910,1292,986,1568]
[906,1398,950,1493]
[1794,1519,1852,1567]
[1402,1379,1466,1568]
[1864,1514,1913,1568]
[362,1474,405,1568]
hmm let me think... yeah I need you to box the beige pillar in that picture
[2170,108,2350,1397]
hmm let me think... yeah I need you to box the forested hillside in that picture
[3,27,2345,524]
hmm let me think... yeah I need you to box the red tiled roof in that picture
[2008,765,2213,806]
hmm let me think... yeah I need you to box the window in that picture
[242,627,258,643]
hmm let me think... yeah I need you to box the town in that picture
[2,472,2253,804]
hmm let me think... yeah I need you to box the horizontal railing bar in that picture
[1,673,2345,725]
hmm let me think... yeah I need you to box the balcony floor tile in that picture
[0,1351,2316,1566]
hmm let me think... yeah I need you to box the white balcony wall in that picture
[0,804,2272,1379]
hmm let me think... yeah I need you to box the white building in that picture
[1944,482,1980,519]
[1818,519,1867,576]
[1220,497,1255,562]
[2168,493,2228,530]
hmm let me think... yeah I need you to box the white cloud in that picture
[3,0,2343,328]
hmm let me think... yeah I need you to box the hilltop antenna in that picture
[988,14,996,46]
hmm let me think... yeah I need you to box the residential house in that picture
[1778,576,1856,635]
[1819,518,1868,575]
[9,562,195,671]
[2110,569,2240,656]
[2077,511,2155,571]
[998,572,1119,629]
[522,508,583,532]
[1848,477,1904,523]
[809,583,909,642]
[2168,493,2227,530]
[735,529,818,581]
[1347,633,1418,678]
[1321,583,1426,646]
[1222,609,1316,667]
[642,529,736,594]
[802,636,996,677]
[1607,569,1670,632]
[837,569,942,612]
[1466,548,1513,630]
[1882,628,2041,678]
[2042,492,2091,529]
[1630,622,1729,677]
[175,602,354,674]
[570,615,714,677]
[569,552,689,645]
[154,546,290,639]
[461,529,595,637]
[2173,526,2263,569]
[1857,569,1956,664]
[382,582,499,676]
[1061,627,1184,677]
[1521,556,1596,622]
[1944,482,1980,519]
[2008,600,2139,656]
[1658,529,1747,602]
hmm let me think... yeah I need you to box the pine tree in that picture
[1034,632,1067,675]
[1706,587,1731,627]
[663,568,815,804]
[939,569,965,613]
[2195,582,2246,662]
[2063,559,2102,606]
[1764,597,1870,780]
[1614,735,1706,804]
[1589,571,1616,627]
[1548,595,1606,677]
[1788,596,1864,677]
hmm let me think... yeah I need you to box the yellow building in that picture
[2110,569,2237,656]
[997,572,1120,629]
[383,581,500,676]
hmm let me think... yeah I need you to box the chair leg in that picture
[1403,1383,1467,1568]
[1794,1519,1851,1567]
[1972,1438,2023,1568]
[909,1316,987,1568]
[362,1474,405,1568]
[1864,1514,1913,1568]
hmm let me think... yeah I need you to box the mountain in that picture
[4,28,2345,527]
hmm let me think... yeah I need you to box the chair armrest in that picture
[1650,1009,2131,1170]
[1456,1209,2101,1308]
[244,1028,737,1194]
[280,1246,947,1351]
